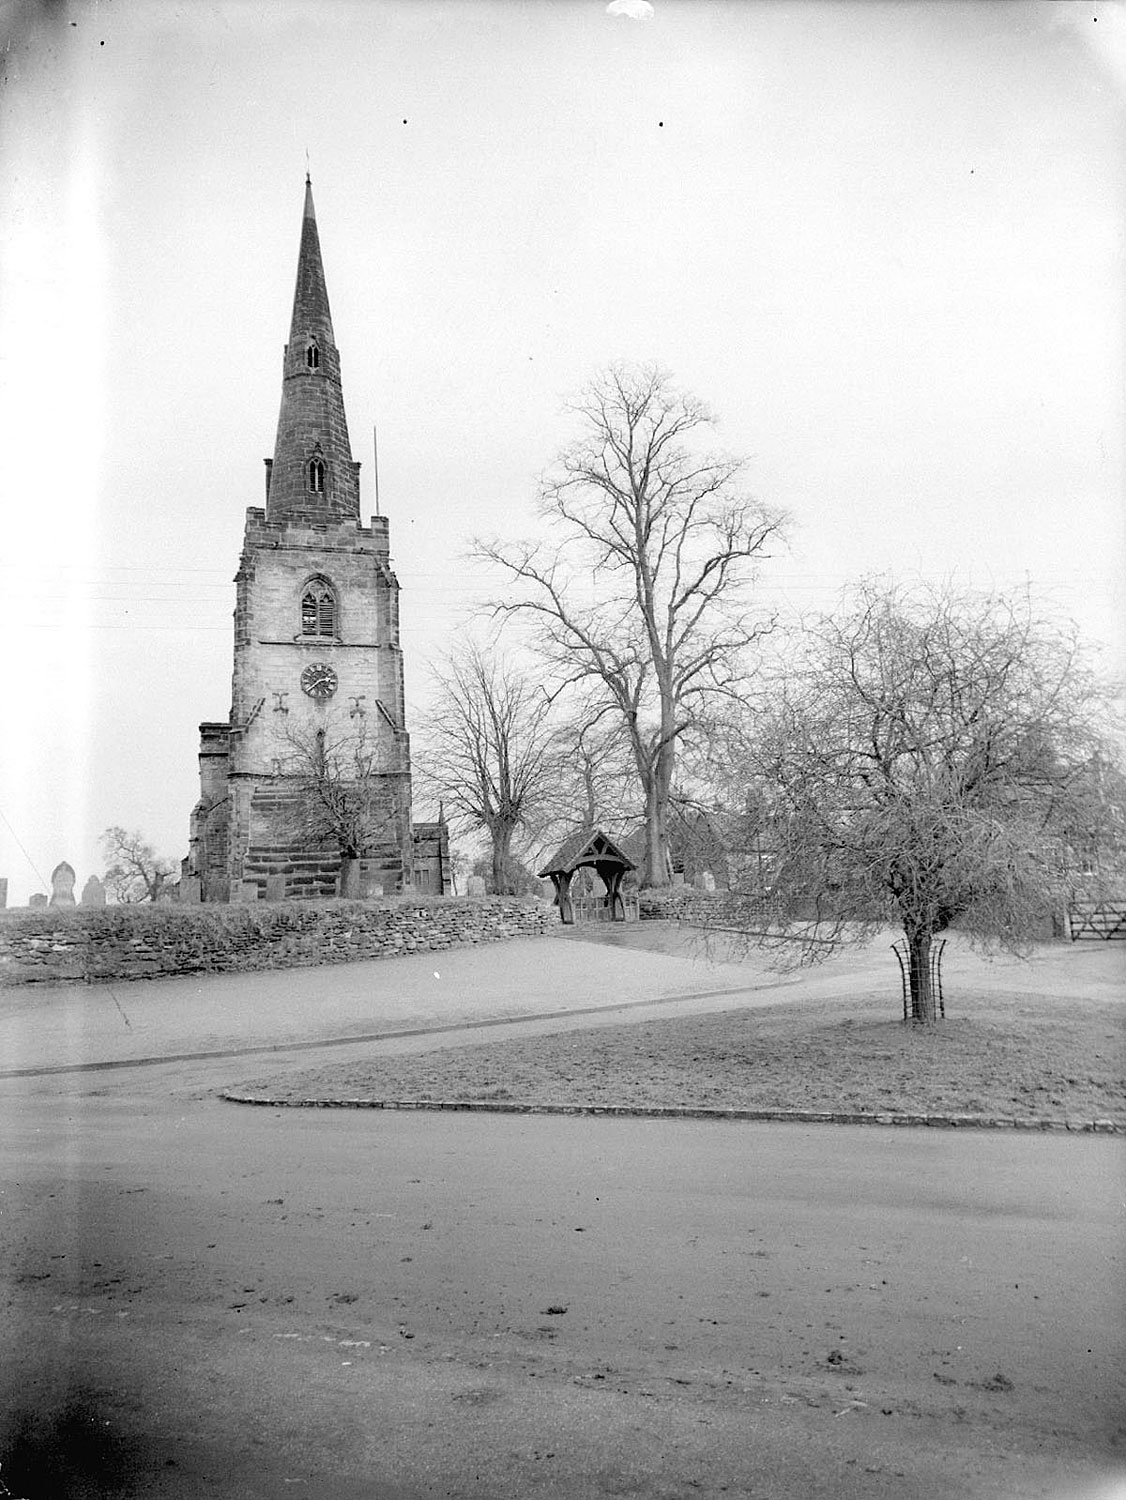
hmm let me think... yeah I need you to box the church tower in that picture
[187,178,428,901]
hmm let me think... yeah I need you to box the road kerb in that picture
[218,1093,1124,1132]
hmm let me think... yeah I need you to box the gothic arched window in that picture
[300,578,336,638]
[308,457,325,492]
[306,343,320,370]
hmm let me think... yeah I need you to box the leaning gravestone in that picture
[81,874,106,907]
[466,875,487,897]
[694,870,716,893]
[29,892,48,908]
[49,862,77,907]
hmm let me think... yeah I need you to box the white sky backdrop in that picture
[0,0,1123,904]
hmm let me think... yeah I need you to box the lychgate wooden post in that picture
[550,870,575,924]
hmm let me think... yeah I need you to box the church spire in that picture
[265,176,361,523]
[289,174,335,350]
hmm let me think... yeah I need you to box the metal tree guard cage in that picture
[891,937,946,1022]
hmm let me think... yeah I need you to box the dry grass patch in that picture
[235,985,1125,1125]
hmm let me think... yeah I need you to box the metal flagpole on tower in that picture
[373,424,381,516]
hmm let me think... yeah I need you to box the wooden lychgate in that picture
[538,829,637,925]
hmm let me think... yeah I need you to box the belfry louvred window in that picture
[301,579,336,637]
[308,456,325,492]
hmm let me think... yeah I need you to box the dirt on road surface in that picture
[2,1083,1124,1500]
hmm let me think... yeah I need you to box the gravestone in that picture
[81,874,106,907]
[0,877,7,909]
[29,892,48,908]
[179,876,202,904]
[49,862,76,907]
[264,874,286,903]
[232,880,260,903]
[694,870,716,893]
[466,875,487,897]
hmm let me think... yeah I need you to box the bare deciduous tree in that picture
[277,715,402,896]
[477,364,785,886]
[417,644,559,894]
[546,699,639,836]
[101,826,176,903]
[740,581,1118,1022]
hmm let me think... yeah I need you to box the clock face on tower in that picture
[300,662,338,700]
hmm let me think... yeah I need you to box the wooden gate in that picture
[572,891,640,924]
[1068,903,1126,941]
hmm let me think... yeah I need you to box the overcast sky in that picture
[1,0,1123,905]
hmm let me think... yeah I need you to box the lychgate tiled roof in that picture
[537,828,636,879]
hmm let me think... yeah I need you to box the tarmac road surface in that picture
[1,933,1124,1498]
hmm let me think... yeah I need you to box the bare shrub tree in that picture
[101,826,176,903]
[477,364,785,887]
[277,715,402,896]
[417,644,559,894]
[739,581,1118,1022]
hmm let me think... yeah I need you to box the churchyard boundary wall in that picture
[637,886,1063,941]
[638,888,761,925]
[0,897,552,987]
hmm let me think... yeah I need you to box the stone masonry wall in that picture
[638,888,757,924]
[0,898,553,987]
[637,887,1063,940]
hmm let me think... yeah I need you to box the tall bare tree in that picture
[547,699,639,834]
[741,581,1118,1022]
[101,826,176,903]
[477,364,785,886]
[418,644,559,894]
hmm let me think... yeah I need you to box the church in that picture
[184,178,448,902]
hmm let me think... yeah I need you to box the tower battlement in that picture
[242,507,392,554]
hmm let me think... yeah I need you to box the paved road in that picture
[1,1082,1123,1500]
[1,933,1124,1498]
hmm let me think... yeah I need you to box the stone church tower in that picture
[186,178,445,901]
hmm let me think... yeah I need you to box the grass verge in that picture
[231,983,1124,1127]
